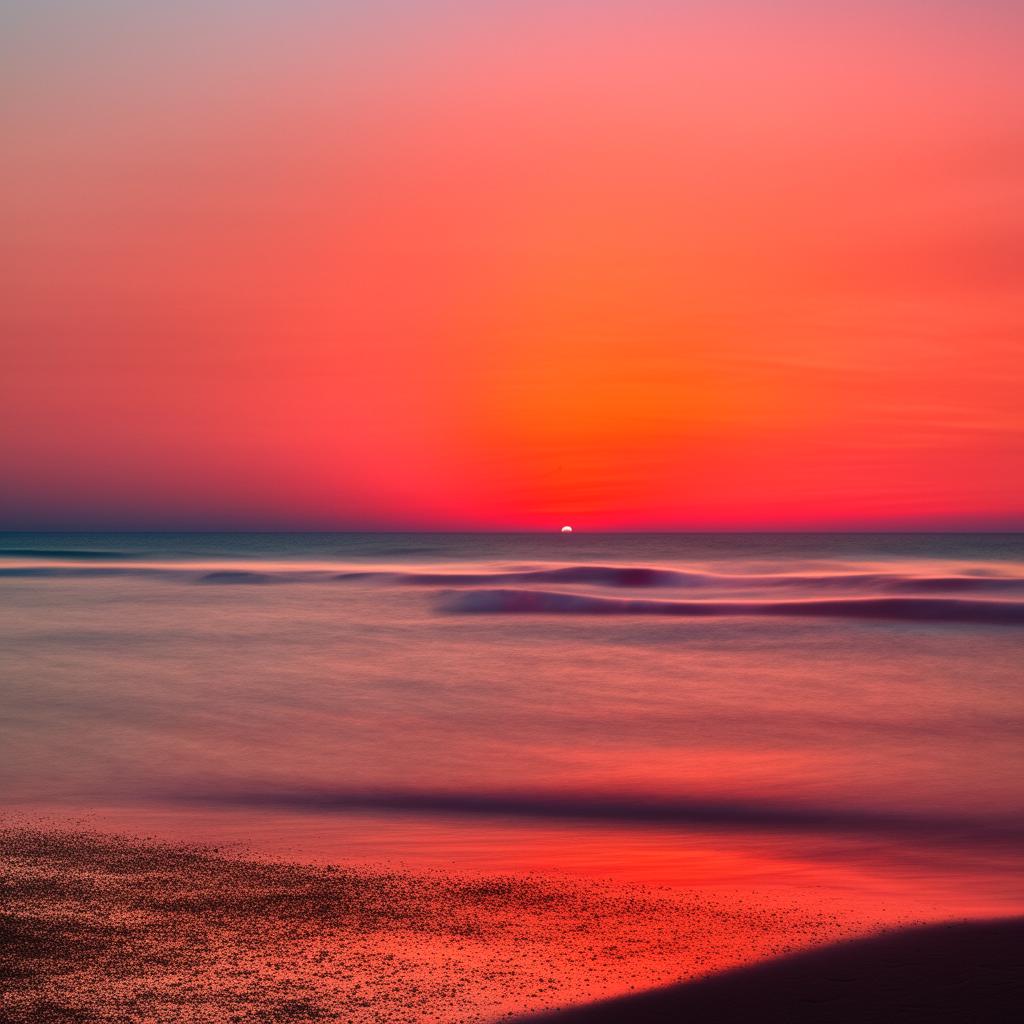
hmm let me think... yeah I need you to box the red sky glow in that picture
[3,1,1022,530]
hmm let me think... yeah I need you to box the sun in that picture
[560,525,573,533]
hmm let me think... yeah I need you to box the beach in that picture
[3,826,871,1023]
[3,533,1023,1020]
[5,826,1021,1023]
[525,917,1024,1023]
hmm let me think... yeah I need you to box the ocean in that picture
[3,532,1023,921]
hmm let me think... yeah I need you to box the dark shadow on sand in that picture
[518,917,1024,1023]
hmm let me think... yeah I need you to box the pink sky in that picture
[3,1,1022,529]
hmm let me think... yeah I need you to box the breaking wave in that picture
[439,588,1024,625]
[3,557,1024,600]
[398,565,699,587]
[401,566,1024,593]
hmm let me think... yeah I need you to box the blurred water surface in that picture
[2,532,1022,917]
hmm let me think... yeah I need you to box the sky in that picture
[2,1,1022,530]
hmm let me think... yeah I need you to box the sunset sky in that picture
[3,1,1022,530]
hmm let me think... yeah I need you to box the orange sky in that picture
[3,2,1022,529]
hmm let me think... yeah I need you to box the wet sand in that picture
[522,916,1024,1022]
[2,826,867,1023]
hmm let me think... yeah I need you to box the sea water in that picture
[2,532,1022,919]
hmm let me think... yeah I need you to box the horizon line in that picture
[1,528,1022,536]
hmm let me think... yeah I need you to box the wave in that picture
[0,548,134,560]
[885,575,1024,593]
[4,559,1023,600]
[399,566,1024,594]
[174,786,1024,847]
[0,566,315,584]
[399,565,700,588]
[196,570,290,584]
[0,566,176,578]
[439,588,1024,625]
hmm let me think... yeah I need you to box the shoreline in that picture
[3,825,878,1023]
[521,916,1024,1022]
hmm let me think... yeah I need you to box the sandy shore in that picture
[521,916,1024,1023]
[10,825,1015,1023]
[1,825,870,1023]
